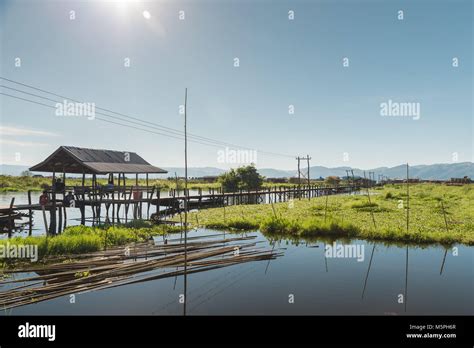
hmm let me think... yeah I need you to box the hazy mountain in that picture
[0,164,31,176]
[258,168,295,178]
[1,162,473,180]
[0,164,225,178]
[162,167,226,178]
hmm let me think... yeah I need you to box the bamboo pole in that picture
[406,163,409,233]
[183,87,188,316]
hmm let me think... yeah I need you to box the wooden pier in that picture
[1,145,361,236]
[1,184,360,236]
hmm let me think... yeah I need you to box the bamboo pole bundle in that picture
[0,235,281,310]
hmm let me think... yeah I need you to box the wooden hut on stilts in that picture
[29,146,167,234]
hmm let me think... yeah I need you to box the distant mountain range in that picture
[1,162,473,180]
[257,162,474,181]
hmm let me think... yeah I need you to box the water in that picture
[0,190,204,238]
[1,228,472,315]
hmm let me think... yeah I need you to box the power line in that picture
[0,84,245,148]
[0,92,239,148]
[0,77,294,159]
[0,85,221,146]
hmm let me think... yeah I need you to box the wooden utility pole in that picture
[296,155,311,199]
[296,157,301,186]
[306,155,311,187]
[183,88,188,316]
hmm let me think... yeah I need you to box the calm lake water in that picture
[1,193,473,315]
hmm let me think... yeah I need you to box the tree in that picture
[218,169,240,192]
[218,164,264,192]
[325,176,341,186]
[21,170,32,177]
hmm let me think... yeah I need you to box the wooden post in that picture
[27,190,32,235]
[406,163,409,233]
[125,185,131,222]
[7,197,15,238]
[111,174,115,225]
[42,205,48,235]
[50,171,57,235]
[156,189,160,219]
[91,174,96,226]
[81,171,86,225]
[147,186,154,220]
[63,204,67,230]
[57,203,62,234]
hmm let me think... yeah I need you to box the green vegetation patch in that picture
[0,223,180,263]
[180,184,474,245]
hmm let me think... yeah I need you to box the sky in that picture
[0,0,472,171]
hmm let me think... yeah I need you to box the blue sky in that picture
[0,0,472,170]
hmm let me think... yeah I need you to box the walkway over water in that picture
[1,184,362,236]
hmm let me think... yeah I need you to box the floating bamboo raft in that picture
[0,234,282,310]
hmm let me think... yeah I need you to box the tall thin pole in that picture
[183,88,188,316]
[306,155,310,186]
[405,163,409,312]
[297,157,301,185]
[364,171,376,229]
[306,155,311,200]
[406,163,409,233]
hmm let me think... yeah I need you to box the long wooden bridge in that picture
[1,146,365,236]
[1,184,361,236]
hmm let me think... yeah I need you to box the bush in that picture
[218,164,264,192]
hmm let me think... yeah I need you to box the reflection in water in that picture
[361,243,376,300]
[440,248,448,275]
[405,245,408,313]
[0,218,472,315]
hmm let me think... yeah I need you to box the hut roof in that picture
[29,146,168,175]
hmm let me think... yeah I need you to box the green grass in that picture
[180,184,474,246]
[0,175,316,192]
[0,175,222,192]
[0,223,180,263]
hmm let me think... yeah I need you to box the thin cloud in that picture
[0,126,58,137]
[0,139,49,147]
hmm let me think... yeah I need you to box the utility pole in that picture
[350,169,355,190]
[369,171,375,187]
[183,88,188,316]
[306,155,311,187]
[296,157,301,186]
[296,155,311,199]
[345,169,351,188]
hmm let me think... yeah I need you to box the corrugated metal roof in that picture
[63,146,149,165]
[29,146,168,174]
